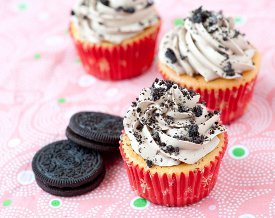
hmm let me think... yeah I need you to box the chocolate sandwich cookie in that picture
[32,140,105,197]
[35,170,105,197]
[66,127,118,152]
[68,111,123,146]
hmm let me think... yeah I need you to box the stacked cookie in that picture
[32,112,123,197]
[66,112,123,152]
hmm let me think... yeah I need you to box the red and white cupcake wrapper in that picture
[70,24,160,81]
[119,133,228,207]
[161,71,257,124]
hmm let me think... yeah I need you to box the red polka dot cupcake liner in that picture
[70,23,160,81]
[161,71,257,124]
[119,133,228,207]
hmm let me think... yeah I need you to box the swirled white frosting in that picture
[123,79,226,167]
[71,0,159,44]
[158,7,256,81]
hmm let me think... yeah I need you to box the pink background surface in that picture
[0,0,275,217]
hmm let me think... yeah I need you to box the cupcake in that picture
[158,7,260,124]
[120,79,227,207]
[70,0,161,80]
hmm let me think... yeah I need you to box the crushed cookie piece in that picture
[152,132,161,143]
[217,50,229,59]
[214,110,219,115]
[223,62,235,76]
[165,48,177,63]
[146,160,153,168]
[124,7,135,14]
[162,145,179,155]
[188,89,197,98]
[188,124,199,138]
[100,0,110,6]
[209,129,215,135]
[190,6,212,24]
[192,105,203,117]
[145,0,154,8]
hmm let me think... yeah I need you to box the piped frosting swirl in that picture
[71,0,159,44]
[123,79,226,167]
[159,7,256,81]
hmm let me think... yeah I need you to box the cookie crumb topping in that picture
[124,79,226,166]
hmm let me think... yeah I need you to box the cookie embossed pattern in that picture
[0,0,274,217]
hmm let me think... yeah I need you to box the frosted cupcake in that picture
[120,79,227,207]
[70,0,161,80]
[158,7,260,124]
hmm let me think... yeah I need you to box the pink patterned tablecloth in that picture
[0,0,274,217]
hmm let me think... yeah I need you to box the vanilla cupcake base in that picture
[120,133,228,207]
[159,52,260,124]
[70,21,161,81]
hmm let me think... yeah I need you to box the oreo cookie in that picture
[68,111,123,146]
[35,170,105,197]
[66,127,118,152]
[32,140,105,197]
